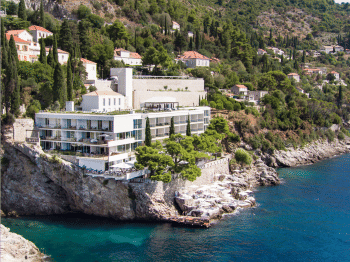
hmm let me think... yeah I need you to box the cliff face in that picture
[0,224,46,262]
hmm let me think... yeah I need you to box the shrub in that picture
[49,155,61,164]
[209,101,217,108]
[1,113,15,125]
[103,179,109,186]
[338,132,345,140]
[216,101,224,110]
[233,103,241,111]
[325,129,335,142]
[235,148,253,165]
[227,132,241,143]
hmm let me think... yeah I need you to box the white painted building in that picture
[113,48,142,66]
[6,33,32,62]
[29,25,53,43]
[35,106,210,171]
[231,85,248,96]
[172,21,180,31]
[81,91,125,112]
[330,71,340,80]
[178,51,210,68]
[257,49,267,55]
[267,47,284,56]
[287,73,300,82]
[81,58,97,80]
[320,45,344,54]
[6,30,33,42]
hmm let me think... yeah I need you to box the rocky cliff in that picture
[0,224,47,262]
[266,137,350,167]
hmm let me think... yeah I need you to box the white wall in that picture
[18,31,33,42]
[84,63,97,80]
[110,68,133,108]
[81,96,100,112]
[78,158,106,171]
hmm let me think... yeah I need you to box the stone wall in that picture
[5,119,35,143]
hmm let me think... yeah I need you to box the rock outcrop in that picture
[0,224,47,262]
[272,138,350,167]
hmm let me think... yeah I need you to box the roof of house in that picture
[258,49,266,52]
[288,73,299,76]
[5,33,30,44]
[28,25,53,34]
[234,84,248,90]
[6,30,26,36]
[303,68,320,71]
[296,86,304,91]
[331,71,339,74]
[81,58,96,64]
[180,51,209,60]
[84,91,124,97]
[130,52,142,59]
[45,47,69,54]
[172,21,180,26]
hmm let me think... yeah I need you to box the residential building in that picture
[303,68,323,75]
[257,49,267,55]
[31,47,69,64]
[231,85,248,96]
[35,106,210,171]
[320,45,344,54]
[29,25,53,43]
[267,47,284,56]
[188,31,194,38]
[246,91,268,103]
[178,51,210,68]
[287,73,300,82]
[81,91,125,112]
[110,68,207,110]
[330,71,340,80]
[81,58,97,80]
[113,48,142,66]
[172,21,180,31]
[6,33,31,62]
[6,30,33,42]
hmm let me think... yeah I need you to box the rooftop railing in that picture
[133,75,199,80]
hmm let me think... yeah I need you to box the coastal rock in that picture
[0,224,47,262]
[273,138,350,167]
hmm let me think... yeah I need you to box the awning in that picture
[110,162,133,169]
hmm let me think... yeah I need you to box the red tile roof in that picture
[331,71,339,74]
[84,91,123,96]
[81,58,96,64]
[181,51,209,60]
[5,34,30,44]
[172,21,180,26]
[45,47,69,54]
[288,73,299,76]
[6,30,26,36]
[130,52,142,59]
[234,84,248,89]
[29,25,53,34]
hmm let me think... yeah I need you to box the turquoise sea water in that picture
[2,154,350,262]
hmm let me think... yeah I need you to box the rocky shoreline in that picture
[0,224,47,262]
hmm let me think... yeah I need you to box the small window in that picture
[39,33,41,37]
[119,98,121,105]
[103,98,105,106]
[114,98,116,105]
[109,98,111,106]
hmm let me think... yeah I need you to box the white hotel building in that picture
[35,107,210,171]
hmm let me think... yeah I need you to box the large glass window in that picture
[103,98,105,106]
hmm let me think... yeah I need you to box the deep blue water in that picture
[2,154,350,262]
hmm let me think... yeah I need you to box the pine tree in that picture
[169,117,175,137]
[186,115,191,136]
[53,63,66,108]
[195,30,200,50]
[78,20,91,59]
[4,49,12,114]
[9,35,19,68]
[67,56,73,101]
[18,0,27,21]
[40,0,45,28]
[145,117,152,146]
[39,38,47,64]
[302,50,306,63]
[338,85,343,108]
[47,48,55,68]
[53,35,58,64]
[10,58,20,116]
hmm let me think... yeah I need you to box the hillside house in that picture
[320,45,344,54]
[246,91,268,103]
[113,48,142,66]
[172,21,180,31]
[81,58,97,80]
[287,73,300,83]
[231,85,248,96]
[267,47,284,56]
[303,68,323,75]
[257,49,267,55]
[29,25,53,43]
[178,51,210,68]
[81,90,125,112]
[6,33,31,62]
[6,30,33,42]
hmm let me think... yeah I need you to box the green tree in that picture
[53,35,58,64]
[9,35,19,67]
[145,117,151,146]
[67,56,73,101]
[77,5,91,19]
[40,0,45,27]
[337,85,343,109]
[47,48,55,67]
[18,0,26,21]
[59,19,73,54]
[235,148,252,165]
[78,19,91,58]
[169,117,175,137]
[39,38,46,64]
[186,115,191,136]
[106,20,129,45]
[8,57,20,116]
[53,63,66,108]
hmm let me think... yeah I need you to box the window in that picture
[114,98,116,105]
[109,98,111,106]
[62,55,64,60]
[103,98,105,106]
[39,33,41,37]
[119,98,121,105]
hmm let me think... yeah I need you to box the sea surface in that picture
[2,154,350,262]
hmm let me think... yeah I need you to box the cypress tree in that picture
[199,95,201,105]
[40,0,45,28]
[9,35,19,67]
[4,51,12,114]
[10,58,20,116]
[195,30,200,50]
[78,20,90,59]
[1,20,9,70]
[53,35,58,64]
[18,0,27,21]
[145,117,151,146]
[338,85,343,109]
[164,16,167,35]
[53,63,66,108]
[47,48,55,68]
[169,117,175,137]
[59,19,73,54]
[39,38,47,64]
[67,56,73,101]
[302,50,306,63]
[186,115,191,136]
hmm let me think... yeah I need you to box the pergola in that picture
[144,102,179,110]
